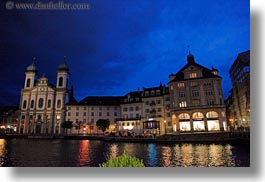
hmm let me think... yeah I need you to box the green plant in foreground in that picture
[100,152,145,167]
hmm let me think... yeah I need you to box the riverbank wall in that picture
[1,131,250,144]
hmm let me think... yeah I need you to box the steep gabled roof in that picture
[168,59,221,83]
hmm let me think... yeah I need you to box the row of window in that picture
[68,106,118,111]
[68,111,118,117]
[144,90,161,97]
[178,111,219,119]
[178,90,215,98]
[123,106,140,112]
[22,99,61,109]
[178,100,217,108]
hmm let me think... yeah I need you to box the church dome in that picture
[26,63,38,72]
[58,57,69,72]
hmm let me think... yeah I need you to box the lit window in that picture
[179,101,187,108]
[178,113,190,119]
[177,82,185,88]
[170,85,173,90]
[190,73,197,78]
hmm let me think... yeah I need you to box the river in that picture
[0,139,250,167]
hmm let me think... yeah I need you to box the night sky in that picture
[0,0,250,106]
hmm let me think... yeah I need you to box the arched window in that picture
[47,99,51,108]
[26,78,31,87]
[192,112,204,119]
[30,100,34,108]
[178,113,190,119]
[58,77,63,87]
[22,100,27,109]
[206,111,218,118]
[38,98,44,108]
[57,100,61,108]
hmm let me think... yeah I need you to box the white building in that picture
[66,96,122,134]
[18,58,69,135]
[117,91,143,136]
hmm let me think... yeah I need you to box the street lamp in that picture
[164,120,167,135]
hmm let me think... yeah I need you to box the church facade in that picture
[17,58,69,135]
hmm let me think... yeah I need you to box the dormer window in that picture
[190,73,197,78]
[151,90,155,96]
[145,91,149,97]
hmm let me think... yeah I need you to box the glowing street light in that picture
[164,120,167,135]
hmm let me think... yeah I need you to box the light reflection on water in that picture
[0,139,249,167]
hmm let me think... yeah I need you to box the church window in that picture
[58,77,63,87]
[38,98,44,108]
[30,100,34,108]
[47,100,51,108]
[23,100,27,109]
[57,100,61,108]
[26,79,31,87]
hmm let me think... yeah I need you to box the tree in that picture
[96,119,110,133]
[61,121,73,135]
[100,151,145,167]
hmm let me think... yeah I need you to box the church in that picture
[17,58,69,135]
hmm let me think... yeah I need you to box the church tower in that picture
[24,59,38,89]
[56,56,69,89]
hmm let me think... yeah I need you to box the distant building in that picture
[141,85,170,135]
[66,94,122,134]
[168,52,227,132]
[0,105,19,133]
[17,58,70,134]
[117,91,143,135]
[227,50,250,128]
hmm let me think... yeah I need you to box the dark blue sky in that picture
[0,0,250,105]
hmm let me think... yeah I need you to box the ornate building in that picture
[168,53,227,132]
[17,58,70,134]
[227,50,250,128]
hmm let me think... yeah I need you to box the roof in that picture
[79,96,123,106]
[168,61,221,83]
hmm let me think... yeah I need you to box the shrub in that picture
[100,152,145,167]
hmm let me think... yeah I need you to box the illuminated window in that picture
[177,82,185,88]
[179,101,187,108]
[192,112,203,119]
[206,111,218,118]
[178,113,190,119]
[190,73,197,78]
[170,85,173,90]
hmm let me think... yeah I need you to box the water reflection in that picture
[0,139,7,166]
[0,139,249,167]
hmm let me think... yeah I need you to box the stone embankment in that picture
[1,131,250,144]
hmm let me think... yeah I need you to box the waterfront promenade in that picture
[0,131,250,144]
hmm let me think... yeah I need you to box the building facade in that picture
[117,91,143,136]
[17,59,70,135]
[227,50,250,128]
[141,85,171,135]
[168,53,227,133]
[66,96,122,134]
[0,106,19,133]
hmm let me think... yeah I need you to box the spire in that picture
[187,50,195,64]
[68,85,78,104]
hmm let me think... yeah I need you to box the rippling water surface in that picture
[0,139,249,167]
